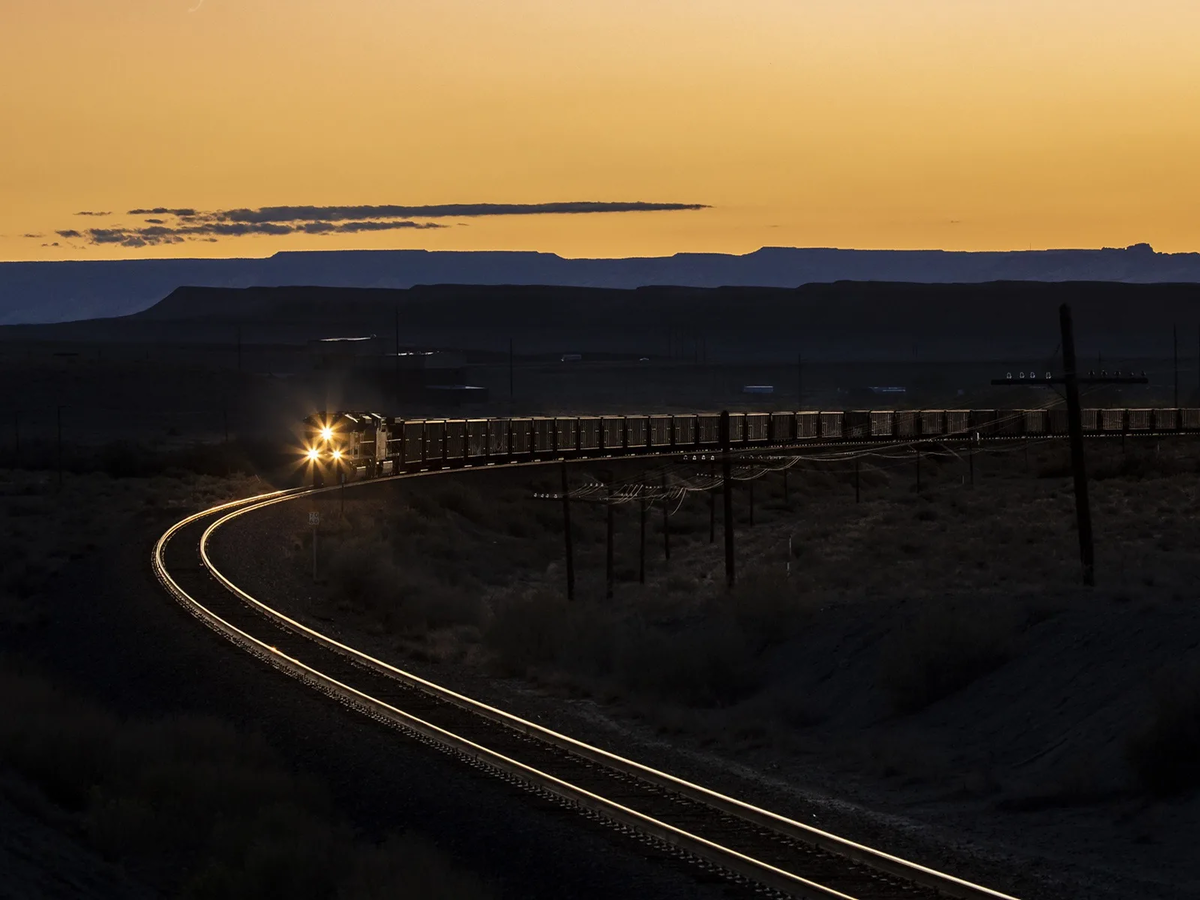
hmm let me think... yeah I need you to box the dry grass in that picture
[286,439,1200,797]
[0,663,493,900]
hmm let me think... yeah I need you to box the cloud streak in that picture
[34,199,709,248]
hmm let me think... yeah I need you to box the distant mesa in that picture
[2,244,1200,326]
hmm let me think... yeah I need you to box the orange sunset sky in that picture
[3,0,1199,262]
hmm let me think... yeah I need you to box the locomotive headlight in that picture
[332,449,343,461]
[306,447,320,461]
[320,427,333,442]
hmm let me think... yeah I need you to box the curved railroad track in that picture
[154,474,1022,900]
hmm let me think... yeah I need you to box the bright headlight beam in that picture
[306,448,320,461]
[332,449,342,460]
[320,427,333,441]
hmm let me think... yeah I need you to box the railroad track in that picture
[154,480,1022,900]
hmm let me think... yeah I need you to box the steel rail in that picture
[156,493,857,899]
[178,476,1021,900]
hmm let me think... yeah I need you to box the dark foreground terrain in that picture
[209,438,1200,900]
[0,467,742,899]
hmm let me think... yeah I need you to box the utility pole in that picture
[661,473,671,562]
[561,462,575,601]
[1061,304,1095,587]
[606,474,614,600]
[720,410,735,588]
[708,459,716,544]
[639,478,647,584]
[1173,324,1179,407]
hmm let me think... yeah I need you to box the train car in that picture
[869,411,893,439]
[995,410,1024,437]
[577,416,601,454]
[727,412,746,444]
[895,410,917,439]
[425,419,447,466]
[466,419,488,460]
[1100,409,1126,433]
[1153,408,1179,432]
[769,412,793,443]
[945,410,969,436]
[673,414,697,447]
[919,410,944,436]
[649,415,672,448]
[697,414,721,445]
[626,415,649,450]
[487,418,509,457]
[1047,409,1068,434]
[510,417,533,456]
[797,411,820,439]
[1024,409,1048,435]
[556,417,579,455]
[1127,409,1152,431]
[745,412,771,443]
[969,410,999,437]
[1183,408,1200,431]
[531,416,556,455]
[444,419,467,463]
[402,420,426,467]
[601,416,625,451]
[1081,409,1099,432]
[820,411,844,440]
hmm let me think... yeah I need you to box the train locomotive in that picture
[301,407,1200,483]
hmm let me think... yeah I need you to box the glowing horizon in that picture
[4,0,1200,262]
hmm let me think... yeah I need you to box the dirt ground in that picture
[210,435,1200,900]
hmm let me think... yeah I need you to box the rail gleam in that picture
[154,466,1024,900]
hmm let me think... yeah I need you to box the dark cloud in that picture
[128,207,198,217]
[41,242,60,247]
[75,210,112,217]
[23,233,44,238]
[45,199,706,249]
[218,201,709,224]
[335,219,444,233]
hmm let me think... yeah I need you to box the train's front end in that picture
[302,412,388,484]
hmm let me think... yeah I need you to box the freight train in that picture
[301,408,1200,481]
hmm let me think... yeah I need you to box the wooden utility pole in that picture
[1173,324,1179,407]
[720,410,735,588]
[1061,303,1095,587]
[561,462,575,601]
[708,459,716,543]
[660,473,672,562]
[639,478,647,584]
[606,475,614,600]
